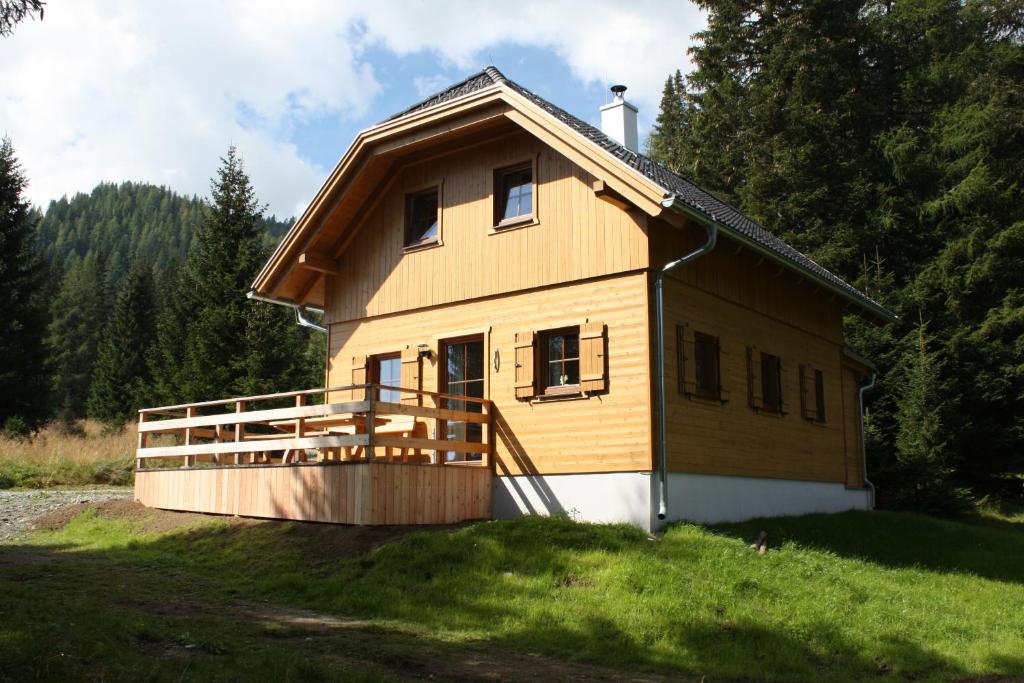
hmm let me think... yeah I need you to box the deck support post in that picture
[365,384,376,462]
[184,406,196,467]
[234,401,246,465]
[136,412,147,471]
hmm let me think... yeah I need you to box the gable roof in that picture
[382,66,891,321]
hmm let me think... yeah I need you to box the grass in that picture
[0,419,135,489]
[2,507,1023,681]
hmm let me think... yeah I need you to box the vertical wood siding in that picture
[134,463,491,525]
[324,132,649,324]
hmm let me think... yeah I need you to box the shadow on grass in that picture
[711,509,1024,585]
[3,508,1008,682]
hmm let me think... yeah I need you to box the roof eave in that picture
[661,196,897,324]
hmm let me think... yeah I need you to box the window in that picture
[693,332,720,400]
[814,369,826,422]
[404,188,439,247]
[760,352,783,413]
[371,353,401,403]
[540,328,580,394]
[494,164,533,226]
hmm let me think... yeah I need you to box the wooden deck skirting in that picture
[134,462,492,525]
[134,384,494,525]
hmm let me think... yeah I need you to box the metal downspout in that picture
[654,197,717,521]
[858,373,877,509]
[246,290,327,334]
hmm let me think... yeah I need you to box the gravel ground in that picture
[0,488,132,542]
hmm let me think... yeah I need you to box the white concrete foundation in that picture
[492,471,872,531]
[663,472,871,525]
[492,471,655,530]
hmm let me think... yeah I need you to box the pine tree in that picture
[0,137,50,433]
[87,264,157,426]
[647,71,690,172]
[891,319,966,514]
[46,251,107,422]
[152,147,312,403]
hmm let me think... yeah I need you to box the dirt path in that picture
[0,488,132,541]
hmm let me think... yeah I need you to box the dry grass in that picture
[0,420,135,489]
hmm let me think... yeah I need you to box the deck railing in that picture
[136,384,493,470]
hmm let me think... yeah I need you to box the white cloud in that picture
[0,1,704,217]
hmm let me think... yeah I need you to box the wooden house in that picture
[134,67,892,529]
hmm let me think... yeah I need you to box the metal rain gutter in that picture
[654,195,718,522]
[845,348,879,509]
[246,290,327,334]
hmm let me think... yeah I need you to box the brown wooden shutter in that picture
[799,363,813,420]
[400,347,422,405]
[514,331,536,399]
[716,337,730,402]
[580,321,607,393]
[746,346,762,409]
[678,323,697,395]
[351,355,367,401]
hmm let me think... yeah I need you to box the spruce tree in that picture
[153,147,312,403]
[46,251,107,422]
[87,264,157,426]
[647,71,690,173]
[0,137,50,432]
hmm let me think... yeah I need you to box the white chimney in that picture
[599,84,638,152]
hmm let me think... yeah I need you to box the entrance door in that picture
[440,335,485,462]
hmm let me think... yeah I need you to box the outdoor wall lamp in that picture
[417,343,432,360]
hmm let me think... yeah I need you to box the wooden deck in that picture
[133,384,494,525]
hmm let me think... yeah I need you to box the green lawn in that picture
[1,504,1022,682]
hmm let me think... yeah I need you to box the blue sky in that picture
[0,2,706,218]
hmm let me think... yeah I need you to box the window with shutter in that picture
[371,353,401,402]
[677,324,696,396]
[800,364,827,423]
[761,352,783,414]
[514,331,536,399]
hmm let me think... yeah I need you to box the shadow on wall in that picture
[491,405,566,517]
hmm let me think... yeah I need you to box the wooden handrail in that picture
[139,384,366,414]
[136,383,494,470]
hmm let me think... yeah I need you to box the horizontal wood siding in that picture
[325,132,649,324]
[134,463,491,525]
[655,220,861,484]
[327,273,652,476]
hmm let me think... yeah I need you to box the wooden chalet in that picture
[134,67,893,529]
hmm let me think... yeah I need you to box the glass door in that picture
[440,336,484,462]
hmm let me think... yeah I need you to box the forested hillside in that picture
[647,0,1023,510]
[35,181,290,293]
[0,141,322,431]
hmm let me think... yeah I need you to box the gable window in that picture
[693,332,720,400]
[760,352,783,414]
[494,164,533,227]
[404,187,439,247]
[371,353,401,403]
[540,328,579,394]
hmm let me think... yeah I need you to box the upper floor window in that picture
[494,164,533,226]
[540,328,579,394]
[800,364,827,423]
[760,352,783,414]
[405,187,439,247]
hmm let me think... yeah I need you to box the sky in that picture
[0,1,706,219]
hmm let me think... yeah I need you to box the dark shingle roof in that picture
[384,67,888,317]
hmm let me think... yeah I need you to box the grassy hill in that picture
[1,507,1022,681]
